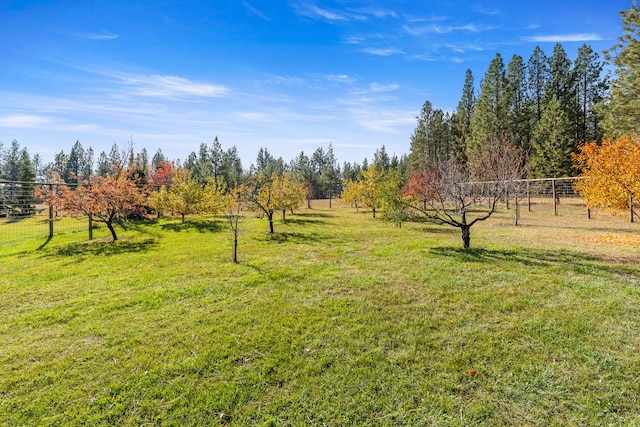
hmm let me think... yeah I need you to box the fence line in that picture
[0,177,590,242]
[0,180,85,242]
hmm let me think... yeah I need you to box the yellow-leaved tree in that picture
[243,172,306,233]
[573,134,640,222]
[361,165,385,218]
[341,179,365,212]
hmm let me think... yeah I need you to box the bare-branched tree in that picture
[403,137,528,248]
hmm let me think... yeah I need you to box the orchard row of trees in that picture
[5,2,640,249]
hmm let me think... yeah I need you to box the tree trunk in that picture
[372,207,376,218]
[268,210,274,233]
[282,209,286,221]
[106,220,118,241]
[461,225,471,249]
[88,215,93,240]
[181,213,185,223]
[233,234,238,263]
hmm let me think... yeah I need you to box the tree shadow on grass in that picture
[257,231,326,244]
[418,225,459,235]
[429,246,640,280]
[160,219,224,233]
[282,217,327,226]
[42,237,158,257]
[292,212,333,219]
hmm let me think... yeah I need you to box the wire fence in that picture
[0,180,87,243]
[0,177,590,243]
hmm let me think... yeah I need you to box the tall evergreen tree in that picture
[469,53,508,159]
[17,148,36,183]
[108,143,123,172]
[530,95,574,177]
[210,137,223,182]
[527,46,550,123]
[547,44,575,108]
[96,151,111,177]
[1,140,21,181]
[151,149,167,171]
[219,146,243,189]
[600,1,640,136]
[409,100,433,171]
[573,44,607,144]
[505,54,532,150]
[373,145,390,171]
[452,69,475,166]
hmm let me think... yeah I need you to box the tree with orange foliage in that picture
[37,176,147,241]
[148,160,175,190]
[573,134,640,222]
[403,168,442,211]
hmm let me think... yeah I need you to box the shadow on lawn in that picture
[418,225,458,235]
[160,219,224,233]
[292,212,333,219]
[282,217,327,226]
[259,231,325,244]
[42,237,158,257]
[429,246,640,279]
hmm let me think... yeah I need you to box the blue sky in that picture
[0,0,631,167]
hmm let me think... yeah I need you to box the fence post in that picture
[48,183,54,238]
[552,179,557,216]
[527,181,531,211]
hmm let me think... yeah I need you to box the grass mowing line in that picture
[1,202,640,425]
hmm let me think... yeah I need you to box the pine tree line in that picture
[409,43,609,178]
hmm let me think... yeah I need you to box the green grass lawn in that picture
[1,201,640,426]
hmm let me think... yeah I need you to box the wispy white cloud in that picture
[118,74,230,99]
[326,74,355,83]
[403,14,448,23]
[349,7,398,19]
[369,83,399,93]
[242,1,270,20]
[75,31,120,40]
[261,75,305,86]
[0,114,53,128]
[474,6,500,15]
[404,23,494,36]
[445,42,489,53]
[293,2,367,22]
[522,33,603,42]
[361,47,404,56]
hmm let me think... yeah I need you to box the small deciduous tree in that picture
[361,165,385,218]
[151,169,204,222]
[222,189,245,263]
[403,138,527,248]
[37,176,147,241]
[242,172,305,233]
[341,179,365,212]
[573,134,640,222]
[272,173,306,220]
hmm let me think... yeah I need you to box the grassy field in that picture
[1,200,640,426]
